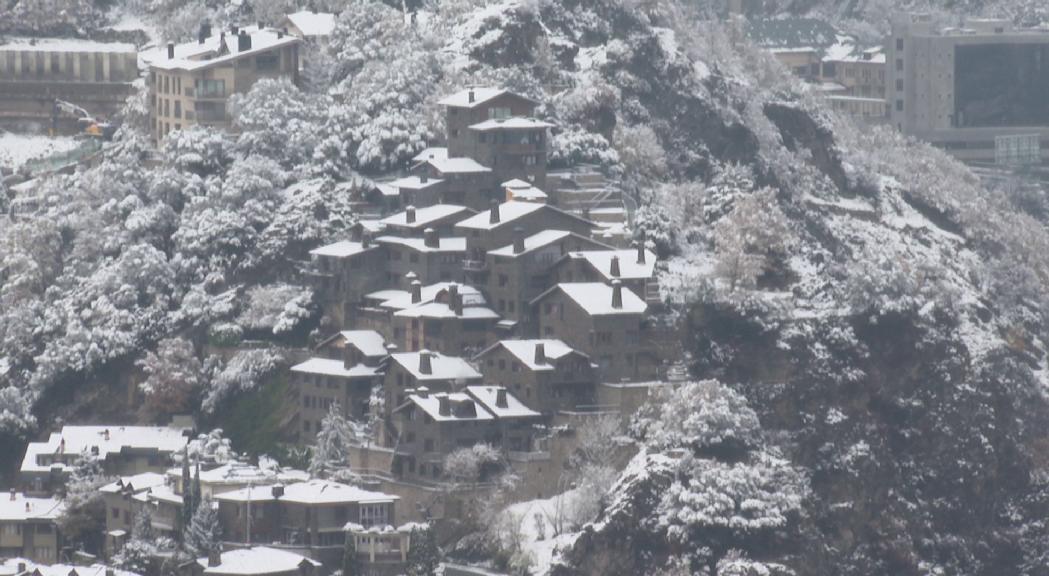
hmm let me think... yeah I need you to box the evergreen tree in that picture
[179,447,192,541]
[192,462,202,510]
[309,402,354,478]
[186,498,221,557]
[133,506,155,541]
[342,533,361,576]
[57,454,109,553]
[405,524,440,576]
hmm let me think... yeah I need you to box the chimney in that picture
[468,89,475,103]
[361,233,371,248]
[166,42,175,59]
[9,490,16,501]
[406,205,417,224]
[419,350,432,375]
[416,386,430,398]
[231,24,239,34]
[237,30,252,51]
[636,241,646,264]
[489,199,501,224]
[496,388,508,408]
[438,396,451,416]
[611,279,623,309]
[59,438,65,453]
[277,30,284,39]
[534,342,546,365]
[420,172,428,184]
[208,549,222,568]
[411,280,422,304]
[257,20,264,30]
[513,227,525,254]
[198,20,210,44]
[610,255,621,277]
[272,485,285,498]
[343,345,359,370]
[18,563,26,574]
[449,283,463,316]
[24,502,31,512]
[351,226,362,242]
[424,227,438,248]
[103,428,110,441]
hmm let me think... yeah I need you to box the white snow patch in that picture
[0,133,81,171]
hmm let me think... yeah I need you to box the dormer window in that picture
[489,106,511,119]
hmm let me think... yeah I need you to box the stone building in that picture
[475,339,596,413]
[142,23,300,142]
[0,493,64,562]
[382,351,483,414]
[549,244,659,305]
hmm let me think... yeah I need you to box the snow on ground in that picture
[0,133,80,171]
[107,8,159,45]
[505,491,582,575]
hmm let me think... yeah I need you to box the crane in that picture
[50,99,116,140]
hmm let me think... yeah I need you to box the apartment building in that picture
[887,14,1049,163]
[142,23,300,142]
[388,386,539,482]
[382,350,483,412]
[532,282,654,382]
[475,339,596,413]
[549,244,659,304]
[20,425,190,490]
[0,493,64,563]
[100,471,167,556]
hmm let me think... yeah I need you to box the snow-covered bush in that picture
[201,349,286,413]
[136,337,208,417]
[309,403,355,479]
[633,380,762,458]
[237,284,315,336]
[444,443,504,484]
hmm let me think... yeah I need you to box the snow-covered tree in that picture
[309,402,354,478]
[136,337,206,417]
[713,187,794,291]
[342,533,362,576]
[201,349,286,414]
[405,524,441,576]
[185,499,221,557]
[57,454,110,553]
[633,380,763,458]
[185,429,238,464]
[236,284,315,337]
[230,78,324,173]
[443,443,504,484]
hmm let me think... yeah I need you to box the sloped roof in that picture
[376,235,467,253]
[21,426,189,474]
[532,282,647,316]
[290,358,381,378]
[380,204,473,229]
[437,87,537,108]
[391,175,443,190]
[404,392,494,422]
[143,25,300,71]
[456,201,590,231]
[336,330,388,357]
[469,117,555,131]
[366,282,484,311]
[412,147,448,163]
[478,339,584,371]
[0,494,64,521]
[284,11,336,37]
[466,386,540,419]
[100,472,168,494]
[309,240,378,258]
[389,351,482,381]
[745,18,839,51]
[198,547,321,576]
[394,302,500,320]
[488,229,572,258]
[565,249,657,280]
[424,156,492,174]
[214,480,397,505]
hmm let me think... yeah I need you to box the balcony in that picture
[462,259,487,272]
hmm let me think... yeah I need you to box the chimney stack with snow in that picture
[419,350,432,375]
[411,280,422,304]
[513,227,525,254]
[534,342,546,365]
[424,228,438,249]
[636,240,646,265]
[449,283,463,316]
[496,388,508,408]
[489,199,501,224]
[610,255,621,278]
[208,550,222,568]
[611,279,623,309]
[406,205,417,224]
[167,42,175,59]
[438,395,451,416]
[237,30,251,51]
[468,89,475,103]
[420,172,428,184]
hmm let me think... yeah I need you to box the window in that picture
[896,78,904,92]
[256,51,279,70]
[163,75,169,94]
[50,54,60,73]
[895,58,903,71]
[895,99,904,112]
[489,106,512,119]
[174,100,181,118]
[406,432,416,443]
[303,420,311,432]
[424,438,434,452]
[195,78,226,98]
[895,38,904,51]
[822,62,835,77]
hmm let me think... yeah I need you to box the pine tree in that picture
[133,506,155,541]
[405,525,440,576]
[192,462,202,510]
[342,533,361,576]
[186,498,221,557]
[309,402,354,478]
[180,447,193,541]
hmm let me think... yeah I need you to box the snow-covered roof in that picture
[478,339,583,371]
[376,235,467,253]
[1,560,141,576]
[437,87,536,108]
[466,386,540,419]
[488,229,573,257]
[455,201,547,231]
[746,18,839,51]
[197,547,321,576]
[138,483,182,505]
[100,472,168,494]
[380,204,473,229]
[309,240,379,258]
[502,178,548,201]
[391,175,443,190]
[214,480,397,505]
[405,392,495,422]
[291,357,381,378]
[0,37,136,54]
[21,425,189,474]
[390,351,482,381]
[0,494,64,521]
[534,283,647,316]
[394,302,500,320]
[366,282,484,311]
[469,118,555,131]
[184,462,308,487]
[284,11,336,37]
[335,330,388,357]
[412,147,448,163]
[565,249,657,280]
[424,156,492,174]
[142,25,300,71]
